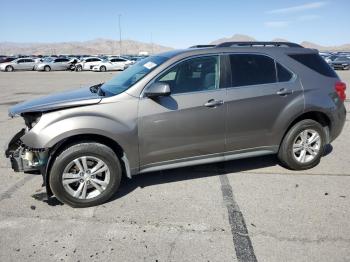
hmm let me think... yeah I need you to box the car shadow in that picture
[108,154,279,203]
[110,145,333,202]
[35,144,334,206]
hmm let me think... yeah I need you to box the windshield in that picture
[335,57,350,62]
[43,57,54,62]
[101,55,169,95]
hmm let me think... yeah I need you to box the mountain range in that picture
[210,34,350,51]
[1,34,349,55]
[0,39,173,56]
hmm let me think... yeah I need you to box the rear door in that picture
[138,55,226,169]
[23,59,35,70]
[110,58,123,70]
[224,53,303,153]
[59,58,70,70]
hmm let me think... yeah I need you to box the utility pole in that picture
[118,14,122,55]
[150,33,154,55]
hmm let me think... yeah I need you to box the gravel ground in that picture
[0,70,349,262]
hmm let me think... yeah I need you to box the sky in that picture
[1,0,349,48]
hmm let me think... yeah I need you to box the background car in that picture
[330,56,350,70]
[0,58,36,72]
[75,57,103,71]
[0,56,17,64]
[35,57,72,71]
[91,57,132,72]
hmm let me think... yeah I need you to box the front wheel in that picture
[278,119,326,170]
[100,65,107,72]
[76,65,82,72]
[49,143,122,207]
[5,65,14,72]
[44,65,51,72]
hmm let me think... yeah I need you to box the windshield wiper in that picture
[89,83,105,96]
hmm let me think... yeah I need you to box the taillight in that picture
[335,81,346,102]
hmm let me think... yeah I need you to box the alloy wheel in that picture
[62,156,110,199]
[292,129,321,163]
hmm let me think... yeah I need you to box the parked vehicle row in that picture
[320,51,350,70]
[0,54,147,72]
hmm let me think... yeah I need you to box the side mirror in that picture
[145,82,171,98]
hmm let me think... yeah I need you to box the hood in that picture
[9,87,103,117]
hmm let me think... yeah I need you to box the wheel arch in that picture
[44,133,131,197]
[280,110,331,147]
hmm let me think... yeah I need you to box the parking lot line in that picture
[219,173,257,262]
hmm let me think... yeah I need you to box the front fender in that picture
[21,101,139,170]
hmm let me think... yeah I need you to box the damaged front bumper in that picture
[5,129,48,174]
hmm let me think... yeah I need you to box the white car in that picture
[0,58,36,72]
[92,57,132,72]
[35,57,72,71]
[75,57,104,71]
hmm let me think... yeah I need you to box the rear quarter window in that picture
[277,63,293,82]
[288,53,337,77]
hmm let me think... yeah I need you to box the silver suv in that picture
[5,42,347,207]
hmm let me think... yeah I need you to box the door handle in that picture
[276,88,293,96]
[204,99,224,107]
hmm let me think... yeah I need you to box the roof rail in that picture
[189,45,216,48]
[216,41,303,48]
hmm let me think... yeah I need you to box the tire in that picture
[278,119,326,170]
[5,65,14,72]
[100,66,106,72]
[44,65,51,72]
[76,65,82,72]
[49,142,122,208]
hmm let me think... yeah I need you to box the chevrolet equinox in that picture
[5,42,347,207]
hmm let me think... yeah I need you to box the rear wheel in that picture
[278,119,326,170]
[49,143,122,207]
[76,65,82,72]
[44,65,51,72]
[100,65,107,72]
[5,65,14,72]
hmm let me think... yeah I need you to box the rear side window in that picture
[277,63,293,82]
[288,54,337,77]
[229,54,276,87]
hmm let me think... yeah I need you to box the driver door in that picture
[138,55,226,170]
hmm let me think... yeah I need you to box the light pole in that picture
[118,14,122,55]
[150,33,154,55]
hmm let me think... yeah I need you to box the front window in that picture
[101,56,169,95]
[156,56,220,94]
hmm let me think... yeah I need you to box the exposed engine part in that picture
[22,150,48,167]
[5,129,48,172]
